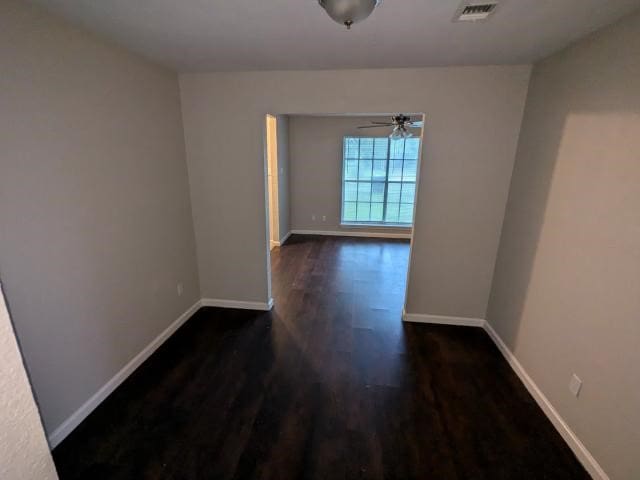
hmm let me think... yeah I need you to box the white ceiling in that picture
[31,0,640,72]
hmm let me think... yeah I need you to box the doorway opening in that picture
[266,114,281,250]
[263,113,425,319]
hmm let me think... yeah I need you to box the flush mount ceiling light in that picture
[318,0,381,29]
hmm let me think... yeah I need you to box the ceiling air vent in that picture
[454,2,499,22]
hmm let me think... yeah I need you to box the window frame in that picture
[340,136,419,227]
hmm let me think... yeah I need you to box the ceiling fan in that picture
[358,114,423,139]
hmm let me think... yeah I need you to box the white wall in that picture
[180,66,531,316]
[0,285,58,480]
[487,11,640,480]
[288,115,415,235]
[0,0,200,436]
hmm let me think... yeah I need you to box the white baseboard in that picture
[271,232,292,249]
[280,231,292,245]
[48,295,275,448]
[48,299,202,448]
[401,310,607,478]
[290,229,411,239]
[47,293,606,479]
[201,297,273,311]
[402,309,485,327]
[484,322,608,480]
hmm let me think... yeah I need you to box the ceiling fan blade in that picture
[407,122,424,128]
[357,125,389,129]
[369,122,395,125]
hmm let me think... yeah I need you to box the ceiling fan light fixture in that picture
[318,0,381,29]
[390,126,413,140]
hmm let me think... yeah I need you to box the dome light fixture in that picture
[318,0,381,29]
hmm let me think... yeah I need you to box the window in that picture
[341,136,420,226]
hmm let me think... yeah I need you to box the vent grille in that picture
[462,4,495,15]
[454,2,498,22]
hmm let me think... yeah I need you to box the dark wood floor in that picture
[53,234,588,479]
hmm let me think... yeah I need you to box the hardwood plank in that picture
[53,235,589,479]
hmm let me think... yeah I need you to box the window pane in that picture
[371,182,385,202]
[374,138,388,159]
[403,160,417,181]
[370,203,384,221]
[372,160,387,181]
[401,182,415,203]
[389,160,403,181]
[357,182,371,202]
[344,159,358,180]
[404,138,420,159]
[344,181,358,202]
[343,202,357,221]
[385,203,399,223]
[358,159,372,180]
[344,137,359,158]
[387,183,401,203]
[359,138,374,158]
[399,203,414,223]
[357,202,371,221]
[390,139,404,159]
[342,136,418,226]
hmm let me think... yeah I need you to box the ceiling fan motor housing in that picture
[393,114,411,125]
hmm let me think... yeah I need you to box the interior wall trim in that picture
[290,229,412,239]
[402,310,485,327]
[271,232,290,248]
[279,231,292,245]
[48,299,203,448]
[50,298,607,480]
[48,296,275,447]
[200,298,274,311]
[402,310,608,479]
[484,321,609,480]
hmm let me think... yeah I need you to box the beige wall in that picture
[0,0,200,437]
[487,11,640,480]
[180,66,530,314]
[288,115,416,235]
[0,285,58,480]
[275,115,290,241]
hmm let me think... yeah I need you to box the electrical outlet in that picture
[322,215,326,222]
[311,214,316,221]
[569,374,582,397]
[177,283,183,297]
